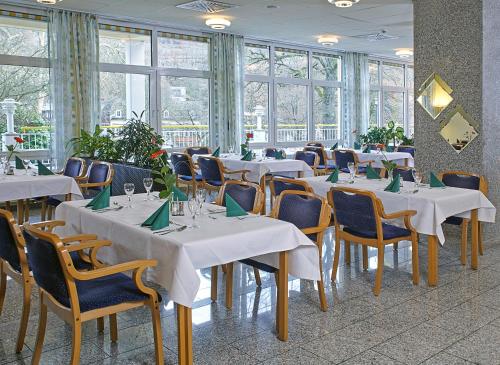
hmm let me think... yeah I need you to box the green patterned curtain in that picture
[48,10,100,165]
[342,52,369,146]
[210,33,245,152]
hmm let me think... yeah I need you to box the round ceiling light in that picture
[395,48,414,58]
[318,36,339,46]
[328,0,360,8]
[205,18,231,30]
[36,0,62,4]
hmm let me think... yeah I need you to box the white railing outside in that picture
[0,132,51,151]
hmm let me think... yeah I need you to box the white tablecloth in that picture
[193,154,314,183]
[325,150,414,168]
[0,171,83,201]
[55,195,320,308]
[301,175,496,244]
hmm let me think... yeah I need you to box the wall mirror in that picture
[417,73,453,119]
[440,105,479,153]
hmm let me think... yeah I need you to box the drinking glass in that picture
[187,198,199,228]
[412,170,423,187]
[143,177,153,200]
[228,145,234,154]
[22,159,30,175]
[347,162,355,183]
[124,183,135,208]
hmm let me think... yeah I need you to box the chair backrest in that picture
[216,181,263,214]
[328,187,381,236]
[0,209,26,274]
[333,150,356,170]
[270,177,312,199]
[198,156,224,183]
[171,153,194,177]
[295,151,318,167]
[304,146,326,166]
[272,191,330,242]
[87,161,114,191]
[264,147,278,158]
[396,145,415,157]
[306,142,324,148]
[185,146,210,156]
[440,171,486,193]
[63,157,85,178]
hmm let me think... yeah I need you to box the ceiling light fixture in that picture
[318,36,339,46]
[328,0,360,8]
[395,48,414,58]
[205,18,231,30]
[36,0,62,4]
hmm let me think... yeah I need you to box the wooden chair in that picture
[294,151,319,176]
[23,222,164,365]
[264,147,279,158]
[439,171,488,264]
[171,152,202,197]
[328,187,419,296]
[0,210,99,355]
[395,145,415,157]
[185,146,212,156]
[269,176,313,209]
[306,142,324,148]
[333,149,374,175]
[197,156,249,193]
[382,166,415,182]
[304,146,336,176]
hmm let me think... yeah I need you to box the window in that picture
[312,53,341,81]
[369,61,379,86]
[0,16,47,58]
[369,91,379,127]
[157,32,209,71]
[276,83,308,142]
[99,25,151,66]
[244,82,269,143]
[245,44,269,76]
[383,91,404,127]
[275,48,308,79]
[382,62,405,87]
[313,86,340,141]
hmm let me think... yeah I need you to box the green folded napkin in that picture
[354,142,361,150]
[86,186,111,210]
[366,165,380,179]
[386,146,394,152]
[430,172,446,188]
[141,201,169,231]
[362,145,371,153]
[226,194,248,217]
[172,186,188,201]
[384,174,400,193]
[275,150,285,160]
[326,168,339,183]
[37,160,54,175]
[211,147,220,157]
[241,151,253,161]
[15,156,24,169]
[241,146,247,156]
[330,142,338,151]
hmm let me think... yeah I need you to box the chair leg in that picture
[110,314,118,343]
[373,247,385,296]
[460,221,469,265]
[478,222,484,256]
[24,200,30,222]
[41,199,47,221]
[253,268,262,287]
[362,245,368,271]
[70,322,82,365]
[344,240,351,265]
[331,231,341,282]
[411,234,420,285]
[97,317,104,333]
[150,299,164,365]
[15,282,31,353]
[317,248,327,312]
[0,262,5,315]
[210,266,218,302]
[32,291,48,365]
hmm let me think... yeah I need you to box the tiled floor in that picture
[1,225,500,364]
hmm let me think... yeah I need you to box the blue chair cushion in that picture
[179,174,203,182]
[57,272,161,312]
[46,196,63,207]
[340,166,367,174]
[239,259,277,273]
[444,216,464,226]
[317,164,336,170]
[69,252,94,271]
[344,223,411,240]
[206,180,223,186]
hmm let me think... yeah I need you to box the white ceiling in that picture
[6,0,413,58]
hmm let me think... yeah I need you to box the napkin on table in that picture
[172,186,188,201]
[330,142,338,151]
[38,160,54,175]
[326,168,339,183]
[274,150,285,160]
[141,201,170,231]
[430,172,446,188]
[226,194,248,217]
[354,142,361,150]
[384,174,400,193]
[15,156,24,169]
[366,165,380,179]
[211,147,220,157]
[241,151,253,161]
[86,186,111,210]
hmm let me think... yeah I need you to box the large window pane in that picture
[313,86,340,141]
[369,61,379,87]
[383,92,404,127]
[0,65,50,150]
[275,48,308,79]
[408,91,414,136]
[99,27,151,66]
[276,84,308,142]
[100,72,150,129]
[244,82,269,143]
[158,34,209,71]
[406,66,414,89]
[160,77,210,148]
[245,44,269,76]
[312,53,341,81]
[382,62,404,87]
[370,91,379,127]
[0,16,47,58]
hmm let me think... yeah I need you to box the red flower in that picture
[14,137,24,144]
[246,133,254,139]
[150,150,166,159]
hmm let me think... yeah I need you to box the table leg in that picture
[428,235,439,286]
[260,176,266,215]
[16,199,24,224]
[177,304,193,365]
[225,263,233,309]
[471,209,479,270]
[277,251,288,341]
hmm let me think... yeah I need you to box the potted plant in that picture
[67,125,117,164]
[150,149,176,199]
[241,132,253,155]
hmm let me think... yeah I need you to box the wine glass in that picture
[412,170,423,187]
[22,159,30,175]
[187,198,199,228]
[228,145,234,154]
[143,177,153,200]
[124,183,135,208]
[347,162,355,183]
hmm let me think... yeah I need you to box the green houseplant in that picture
[67,125,117,161]
[150,149,176,199]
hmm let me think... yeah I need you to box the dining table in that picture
[55,194,321,365]
[300,174,496,286]
[0,169,83,222]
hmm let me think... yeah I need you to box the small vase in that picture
[387,169,394,183]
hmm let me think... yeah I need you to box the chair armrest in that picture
[61,234,98,244]
[74,176,88,182]
[224,169,250,181]
[65,258,157,281]
[301,225,329,235]
[65,239,112,253]
[381,210,416,220]
[30,220,66,232]
[358,160,375,166]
